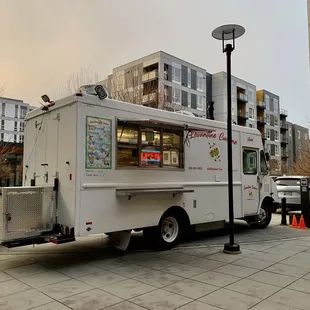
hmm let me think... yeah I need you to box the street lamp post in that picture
[212,24,245,254]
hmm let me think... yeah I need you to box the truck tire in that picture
[143,211,185,251]
[246,203,272,229]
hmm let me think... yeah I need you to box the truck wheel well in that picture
[160,206,191,228]
[262,196,274,210]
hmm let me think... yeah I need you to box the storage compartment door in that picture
[0,187,56,242]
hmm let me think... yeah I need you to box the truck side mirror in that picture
[265,152,270,161]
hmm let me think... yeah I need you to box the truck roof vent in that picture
[77,85,109,100]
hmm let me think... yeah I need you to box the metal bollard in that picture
[281,197,287,225]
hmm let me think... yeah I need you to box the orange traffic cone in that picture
[290,215,299,228]
[298,215,307,229]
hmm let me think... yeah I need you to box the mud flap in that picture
[108,230,131,251]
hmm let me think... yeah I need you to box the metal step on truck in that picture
[0,85,279,251]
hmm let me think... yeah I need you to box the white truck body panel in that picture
[17,94,277,240]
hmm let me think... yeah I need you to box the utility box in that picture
[300,178,310,227]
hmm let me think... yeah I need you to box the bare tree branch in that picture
[0,83,6,96]
[58,68,101,98]
[293,138,310,175]
[106,67,185,112]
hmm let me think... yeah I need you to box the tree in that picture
[269,158,282,176]
[58,68,101,98]
[293,139,310,175]
[0,83,5,96]
[105,67,186,112]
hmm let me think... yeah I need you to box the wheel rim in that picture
[257,207,267,223]
[161,217,179,243]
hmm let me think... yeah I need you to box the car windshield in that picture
[275,178,300,186]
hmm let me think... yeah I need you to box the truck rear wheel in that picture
[143,211,185,251]
[246,204,272,229]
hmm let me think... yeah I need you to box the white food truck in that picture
[0,85,279,250]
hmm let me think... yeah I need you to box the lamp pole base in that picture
[223,243,241,254]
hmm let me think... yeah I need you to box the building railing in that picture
[256,101,266,108]
[142,70,159,83]
[281,137,289,144]
[280,109,288,116]
[257,116,265,123]
[237,93,248,102]
[237,110,248,118]
[142,92,157,103]
[280,121,288,129]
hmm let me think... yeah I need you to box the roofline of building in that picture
[256,89,280,98]
[0,96,24,103]
[212,71,256,88]
[112,50,211,74]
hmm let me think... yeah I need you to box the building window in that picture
[298,130,301,139]
[243,149,257,175]
[197,96,203,111]
[197,73,203,92]
[266,114,270,125]
[0,133,3,142]
[248,90,253,103]
[14,135,17,143]
[275,130,279,141]
[187,68,191,88]
[117,120,183,169]
[172,63,181,84]
[15,105,18,118]
[305,133,308,140]
[266,128,271,140]
[249,108,254,119]
[265,95,270,110]
[1,120,4,130]
[289,128,292,136]
[274,116,279,126]
[173,88,181,105]
[20,107,27,119]
[1,103,5,117]
[187,93,191,108]
[274,98,279,113]
[14,121,17,132]
[249,124,253,128]
[275,145,279,156]
[20,122,25,132]
[19,135,24,143]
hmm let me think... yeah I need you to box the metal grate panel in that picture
[0,187,56,242]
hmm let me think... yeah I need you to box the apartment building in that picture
[256,90,282,175]
[0,97,34,143]
[305,0,310,177]
[101,51,210,117]
[212,72,257,127]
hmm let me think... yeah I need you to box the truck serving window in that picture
[117,121,184,169]
[243,149,257,175]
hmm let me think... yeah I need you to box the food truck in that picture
[0,85,279,250]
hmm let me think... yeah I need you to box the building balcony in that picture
[256,101,266,109]
[237,93,248,103]
[237,110,248,119]
[142,70,159,83]
[280,109,288,117]
[261,133,267,140]
[280,122,288,131]
[281,152,289,159]
[257,116,266,125]
[281,137,289,145]
[142,92,157,103]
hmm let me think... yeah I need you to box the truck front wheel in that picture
[246,204,272,229]
[143,211,185,251]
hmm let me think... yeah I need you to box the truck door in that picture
[242,148,260,215]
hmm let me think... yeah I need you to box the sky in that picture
[0,0,309,126]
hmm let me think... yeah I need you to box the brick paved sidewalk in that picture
[0,215,309,309]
